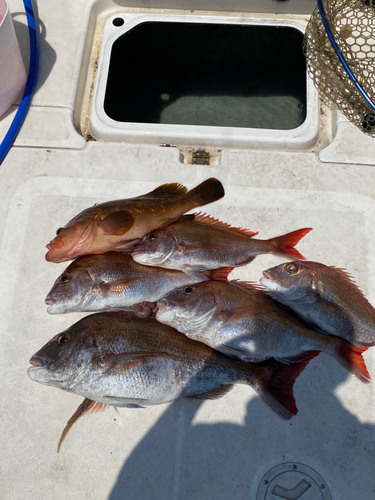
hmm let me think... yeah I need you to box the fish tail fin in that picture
[204,267,234,282]
[334,340,371,383]
[269,228,313,260]
[247,351,319,420]
[186,178,225,208]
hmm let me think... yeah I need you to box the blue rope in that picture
[316,0,375,111]
[0,0,39,165]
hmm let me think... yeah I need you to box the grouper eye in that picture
[285,263,299,274]
[57,333,70,345]
[183,286,194,295]
[147,233,156,241]
[59,274,71,284]
[56,227,63,235]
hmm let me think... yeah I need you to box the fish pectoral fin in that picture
[236,256,256,266]
[99,351,181,374]
[58,398,108,453]
[140,183,188,198]
[185,270,210,282]
[188,384,235,400]
[176,240,212,254]
[182,265,233,283]
[220,343,256,362]
[97,210,134,236]
[218,307,253,323]
[99,277,147,295]
[332,303,359,321]
[312,295,360,323]
[204,267,234,282]
[112,238,141,251]
[274,351,320,365]
[102,396,148,408]
[177,242,190,253]
[184,265,234,283]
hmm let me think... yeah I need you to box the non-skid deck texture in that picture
[1,144,375,500]
[1,0,375,498]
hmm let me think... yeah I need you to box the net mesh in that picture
[303,0,375,135]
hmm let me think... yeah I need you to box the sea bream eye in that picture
[183,286,194,295]
[57,333,70,345]
[59,274,71,284]
[285,263,299,274]
[147,233,156,241]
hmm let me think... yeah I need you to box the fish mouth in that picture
[156,299,168,314]
[28,357,73,385]
[155,299,171,321]
[45,297,56,306]
[45,248,70,263]
[27,366,65,385]
[46,236,64,251]
[131,249,161,265]
[29,356,45,367]
[46,304,60,314]
[45,297,62,314]
[131,250,145,261]
[27,366,44,380]
[121,239,141,250]
[45,236,76,263]
[45,245,56,261]
[262,270,273,280]
[27,356,47,380]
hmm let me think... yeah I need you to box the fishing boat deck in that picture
[1,1,375,499]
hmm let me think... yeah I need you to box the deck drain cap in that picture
[256,462,331,500]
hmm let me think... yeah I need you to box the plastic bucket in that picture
[0,0,27,118]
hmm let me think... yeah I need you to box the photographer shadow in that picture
[109,353,375,500]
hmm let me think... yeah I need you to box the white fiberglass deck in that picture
[1,1,375,500]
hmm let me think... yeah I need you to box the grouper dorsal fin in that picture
[141,183,188,198]
[193,212,258,237]
[58,398,108,453]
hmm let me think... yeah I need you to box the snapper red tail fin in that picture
[270,228,312,260]
[335,341,371,383]
[252,351,319,420]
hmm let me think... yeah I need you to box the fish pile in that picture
[28,178,374,452]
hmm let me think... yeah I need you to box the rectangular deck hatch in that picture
[104,22,307,131]
[90,14,319,149]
